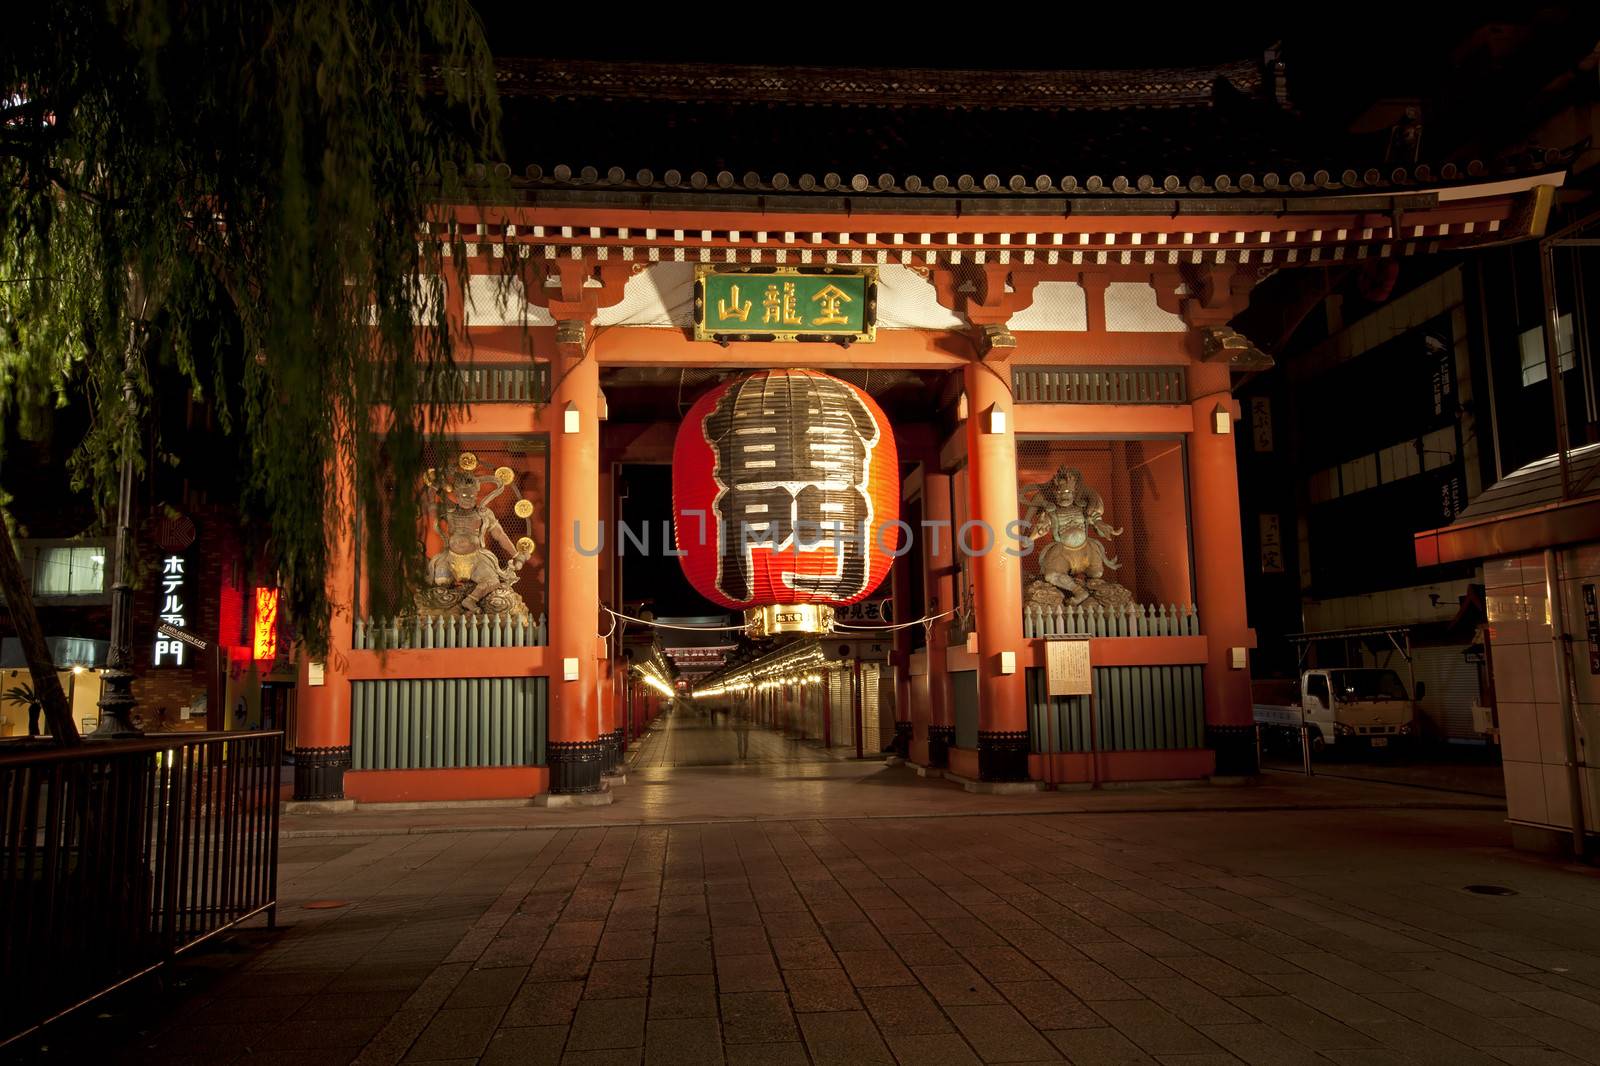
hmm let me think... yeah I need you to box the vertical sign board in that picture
[253,587,280,661]
[153,554,189,666]
[1249,397,1274,452]
[1259,514,1285,574]
[1584,584,1600,675]
[1046,637,1092,697]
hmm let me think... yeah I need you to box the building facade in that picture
[289,58,1563,803]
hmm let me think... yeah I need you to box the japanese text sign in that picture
[695,267,875,342]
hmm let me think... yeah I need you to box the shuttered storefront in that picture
[1409,646,1484,741]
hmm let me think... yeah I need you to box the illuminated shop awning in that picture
[1415,443,1600,565]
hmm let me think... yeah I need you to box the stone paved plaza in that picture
[13,713,1600,1066]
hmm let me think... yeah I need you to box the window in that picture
[1330,669,1409,701]
[1520,313,1575,386]
[1305,674,1330,708]
[33,545,106,597]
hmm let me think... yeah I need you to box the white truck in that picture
[1253,668,1422,755]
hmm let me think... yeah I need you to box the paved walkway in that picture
[279,712,1503,840]
[14,725,1600,1066]
[628,707,834,770]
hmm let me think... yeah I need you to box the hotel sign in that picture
[153,554,190,666]
[694,267,876,343]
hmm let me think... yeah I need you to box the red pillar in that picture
[961,361,1029,781]
[919,471,954,769]
[890,546,913,759]
[293,457,355,801]
[1188,365,1255,775]
[547,344,604,793]
[598,464,619,769]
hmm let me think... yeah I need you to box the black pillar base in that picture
[293,745,351,801]
[599,729,625,775]
[892,720,912,759]
[549,739,605,794]
[977,730,1030,782]
[926,725,953,769]
[1207,724,1259,776]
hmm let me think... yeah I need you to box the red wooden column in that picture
[961,360,1030,780]
[919,471,955,769]
[527,258,627,796]
[597,464,620,773]
[293,458,357,802]
[931,264,1037,781]
[1187,362,1256,775]
[890,547,914,759]
[547,337,604,792]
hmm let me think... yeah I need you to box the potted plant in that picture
[2,682,44,737]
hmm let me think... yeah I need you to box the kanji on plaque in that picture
[1259,514,1285,574]
[696,267,875,342]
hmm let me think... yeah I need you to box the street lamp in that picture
[94,287,157,738]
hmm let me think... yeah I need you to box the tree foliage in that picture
[0,1,501,654]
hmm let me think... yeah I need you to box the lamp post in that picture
[93,304,152,738]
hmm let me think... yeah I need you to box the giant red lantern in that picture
[673,369,899,635]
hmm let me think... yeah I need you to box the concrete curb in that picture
[941,771,1047,795]
[278,798,1507,838]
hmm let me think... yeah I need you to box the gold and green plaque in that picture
[694,266,876,343]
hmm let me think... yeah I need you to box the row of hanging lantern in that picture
[632,644,679,699]
[634,663,677,699]
[692,642,828,700]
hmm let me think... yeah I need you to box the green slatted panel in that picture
[1024,666,1205,753]
[1012,366,1188,404]
[351,677,548,769]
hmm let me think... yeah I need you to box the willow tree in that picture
[0,1,500,740]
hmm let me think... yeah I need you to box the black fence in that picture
[1,732,282,1044]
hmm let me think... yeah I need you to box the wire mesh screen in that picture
[362,436,549,628]
[1016,438,1194,635]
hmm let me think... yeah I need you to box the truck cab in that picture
[1254,668,1420,754]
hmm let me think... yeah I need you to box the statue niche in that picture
[414,454,536,617]
[1022,466,1133,609]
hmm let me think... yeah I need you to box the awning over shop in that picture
[0,637,109,669]
[1414,443,1600,565]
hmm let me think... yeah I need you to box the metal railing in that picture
[354,612,548,650]
[1023,601,1199,638]
[1,732,282,1044]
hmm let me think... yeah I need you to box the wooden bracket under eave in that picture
[1200,326,1275,371]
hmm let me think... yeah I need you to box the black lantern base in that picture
[892,720,912,759]
[1207,723,1259,776]
[926,725,953,769]
[294,745,352,801]
[549,739,606,794]
[977,730,1031,782]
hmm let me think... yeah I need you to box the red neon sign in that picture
[252,587,279,661]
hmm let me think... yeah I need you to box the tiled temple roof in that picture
[439,58,1573,204]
